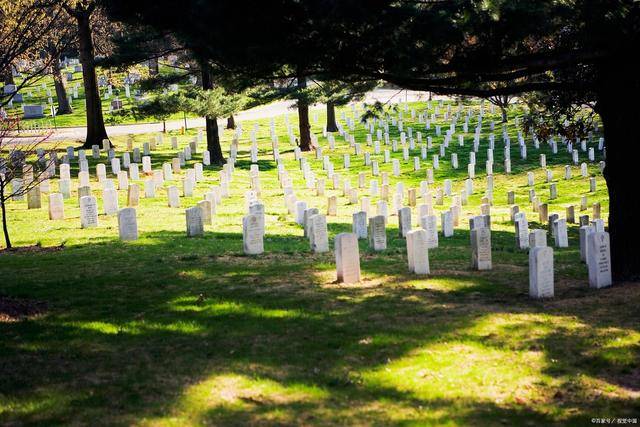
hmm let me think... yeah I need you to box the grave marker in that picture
[118,208,138,241]
[471,227,492,270]
[529,246,554,298]
[335,233,361,283]
[587,232,612,288]
[80,196,98,228]
[186,206,204,237]
[407,229,430,275]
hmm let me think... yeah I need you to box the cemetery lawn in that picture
[5,65,192,129]
[1,102,639,425]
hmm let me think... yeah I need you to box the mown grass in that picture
[5,63,192,129]
[1,100,637,426]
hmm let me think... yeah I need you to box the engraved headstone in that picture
[80,196,98,228]
[243,213,265,254]
[587,232,612,289]
[309,214,329,253]
[471,227,492,270]
[368,215,387,251]
[420,214,438,249]
[398,206,412,237]
[352,211,368,239]
[529,246,554,298]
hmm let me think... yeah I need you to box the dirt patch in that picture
[0,296,48,322]
[0,245,65,255]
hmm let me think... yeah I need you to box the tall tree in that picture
[296,68,312,151]
[44,9,80,116]
[50,56,73,115]
[311,79,379,132]
[61,1,108,148]
[200,60,225,165]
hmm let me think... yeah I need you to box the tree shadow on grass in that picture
[0,230,638,425]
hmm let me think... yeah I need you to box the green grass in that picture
[5,64,193,129]
[1,100,638,426]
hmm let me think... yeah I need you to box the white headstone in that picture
[368,215,387,251]
[398,207,412,237]
[420,215,438,249]
[48,193,64,220]
[185,206,204,237]
[80,196,98,228]
[118,207,138,241]
[243,213,265,254]
[309,214,329,253]
[529,246,554,298]
[406,229,430,275]
[167,186,180,208]
[335,233,361,284]
[587,232,612,289]
[471,227,492,270]
[352,211,368,239]
[103,189,119,215]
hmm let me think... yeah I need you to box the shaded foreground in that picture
[1,230,638,426]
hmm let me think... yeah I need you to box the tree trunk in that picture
[52,57,72,115]
[326,101,339,132]
[1,68,14,86]
[297,69,312,151]
[596,64,640,282]
[226,114,235,129]
[201,61,225,165]
[500,105,508,123]
[76,11,108,149]
[205,116,224,165]
[0,185,11,249]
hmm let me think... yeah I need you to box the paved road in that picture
[6,89,431,143]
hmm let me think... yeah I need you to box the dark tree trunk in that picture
[52,57,72,115]
[297,69,312,151]
[205,116,224,165]
[500,105,508,123]
[1,69,14,86]
[201,61,225,165]
[326,101,339,132]
[226,114,235,129]
[76,11,108,149]
[596,63,640,282]
[0,184,11,249]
